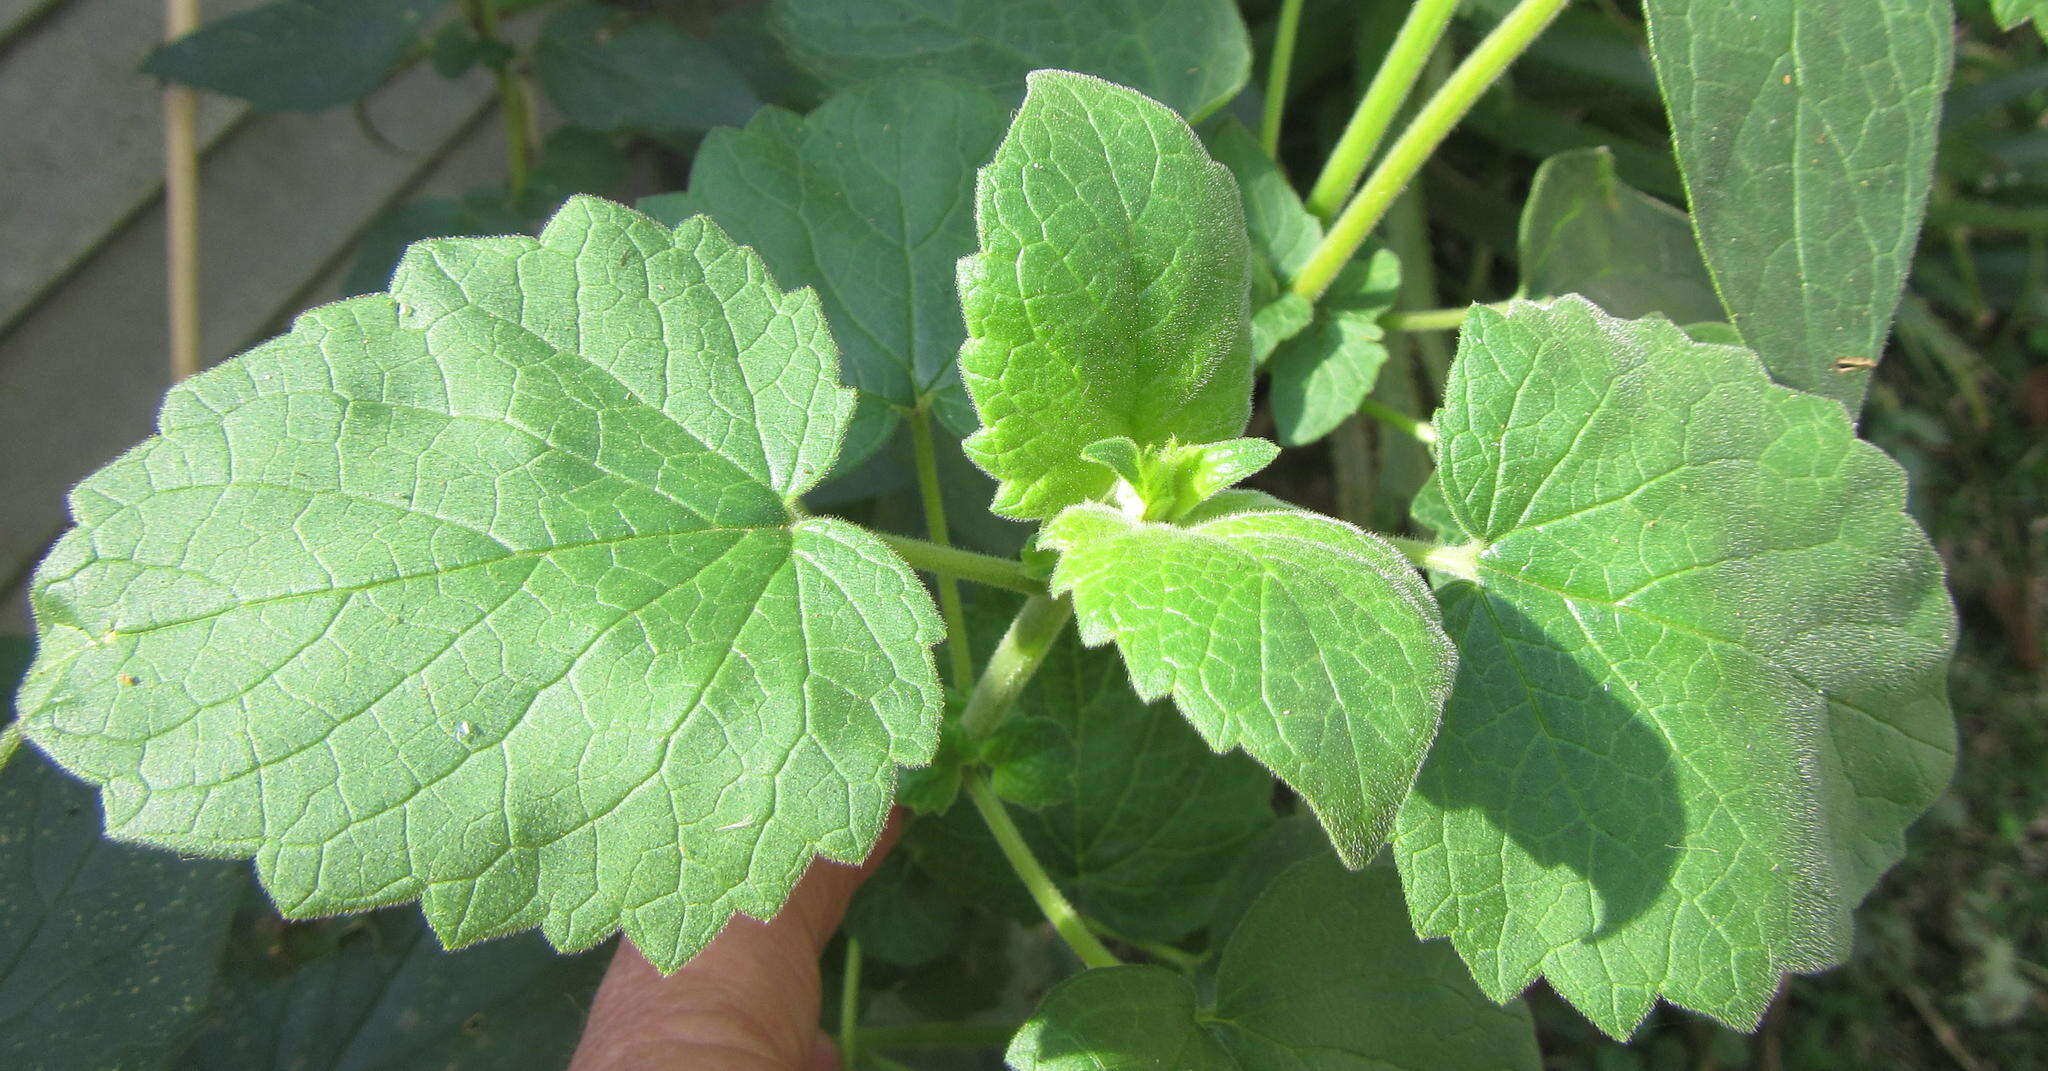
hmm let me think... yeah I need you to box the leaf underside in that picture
[960,70,1254,521]
[1644,0,1951,411]
[1395,298,1955,1036]
[19,196,944,973]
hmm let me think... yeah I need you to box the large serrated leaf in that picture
[1517,147,1724,325]
[1043,501,1453,866]
[682,75,1007,429]
[141,0,446,111]
[1395,298,1955,1037]
[1644,0,1952,411]
[18,196,944,974]
[960,71,1253,521]
[770,0,1251,121]
[1007,829,1540,1070]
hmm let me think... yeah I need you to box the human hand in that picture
[568,814,902,1071]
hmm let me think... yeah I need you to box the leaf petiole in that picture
[1358,396,1438,446]
[840,936,863,1066]
[1383,304,1504,332]
[1259,0,1307,155]
[1303,0,1463,220]
[958,594,1074,738]
[906,404,976,687]
[1292,0,1571,302]
[872,532,1047,599]
[967,774,1121,969]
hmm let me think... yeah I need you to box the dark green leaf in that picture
[1517,147,1724,324]
[536,2,760,136]
[1645,0,1953,410]
[142,0,446,110]
[772,0,1252,120]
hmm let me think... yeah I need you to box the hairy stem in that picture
[839,936,863,1066]
[1304,0,1463,220]
[1293,0,1572,301]
[967,775,1121,969]
[1386,535,1481,581]
[0,722,24,775]
[859,1021,1019,1050]
[873,533,1047,598]
[1086,918,1207,972]
[1260,0,1308,155]
[1359,396,1438,445]
[907,406,975,688]
[958,595,1074,739]
[1383,304,1500,332]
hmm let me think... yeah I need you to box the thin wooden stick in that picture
[165,0,201,380]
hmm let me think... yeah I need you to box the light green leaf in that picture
[2,632,243,1071]
[1007,843,1540,1070]
[178,914,604,1070]
[1266,250,1402,447]
[536,2,761,136]
[1043,501,1454,865]
[1990,0,2048,39]
[1396,298,1956,1036]
[141,0,445,110]
[961,71,1253,520]
[771,0,1251,121]
[1202,118,1320,282]
[1517,147,1724,325]
[19,196,944,974]
[682,76,1008,428]
[1644,0,1953,411]
[1078,436,1280,524]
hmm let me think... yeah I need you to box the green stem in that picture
[1358,396,1438,445]
[1386,536,1481,580]
[1304,0,1463,220]
[1292,0,1572,302]
[839,937,863,1066]
[1927,198,2048,235]
[1086,918,1206,972]
[858,1021,1019,1050]
[463,0,531,199]
[1381,304,1483,332]
[866,1056,916,1071]
[906,406,975,688]
[967,775,1120,969]
[0,722,24,775]
[1259,0,1308,155]
[872,533,1046,598]
[958,595,1074,739]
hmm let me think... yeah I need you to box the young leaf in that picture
[1396,298,1956,1036]
[17,197,944,973]
[1517,147,1724,325]
[536,2,761,136]
[1043,501,1454,865]
[1007,842,1540,1070]
[1265,251,1402,447]
[1644,0,1953,411]
[771,0,1252,121]
[682,76,1009,432]
[179,914,605,1070]
[141,0,445,111]
[3,633,242,1071]
[960,71,1253,520]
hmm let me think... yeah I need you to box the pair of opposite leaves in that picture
[15,70,1952,1041]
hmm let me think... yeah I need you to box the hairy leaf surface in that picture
[18,197,944,973]
[1518,147,1724,325]
[1008,838,1539,1070]
[536,2,762,136]
[684,76,1007,429]
[960,71,1253,520]
[1644,0,1952,410]
[141,0,444,110]
[771,0,1251,121]
[1044,502,1453,865]
[1396,298,1956,1036]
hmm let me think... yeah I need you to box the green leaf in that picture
[536,2,761,136]
[961,71,1253,521]
[682,76,1008,429]
[1517,147,1725,325]
[771,0,1252,121]
[843,852,964,968]
[2,634,243,1071]
[1990,0,2048,39]
[1644,0,1953,411]
[343,195,529,298]
[1007,842,1540,1070]
[1202,118,1320,282]
[1266,251,1402,447]
[141,0,446,110]
[179,914,604,1070]
[19,196,944,973]
[1043,500,1454,866]
[1078,436,1280,523]
[1395,298,1956,1036]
